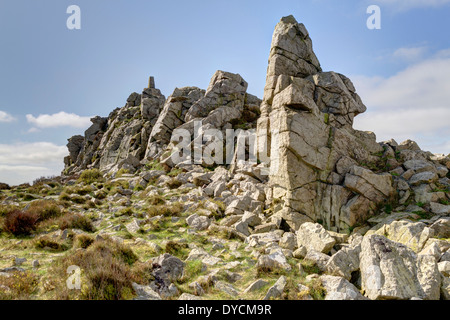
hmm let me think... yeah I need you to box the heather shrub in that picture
[3,210,38,236]
[34,236,70,252]
[27,200,63,221]
[0,271,38,300]
[75,234,95,249]
[58,213,95,233]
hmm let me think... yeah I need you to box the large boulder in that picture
[319,275,368,300]
[297,222,336,254]
[326,234,362,280]
[360,234,441,300]
[263,276,287,300]
[85,116,108,143]
[152,253,185,285]
[256,249,291,272]
[430,218,450,239]
[371,220,432,253]
[184,70,248,122]
[66,135,85,163]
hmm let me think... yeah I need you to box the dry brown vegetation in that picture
[51,238,141,300]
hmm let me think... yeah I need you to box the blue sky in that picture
[1,0,450,185]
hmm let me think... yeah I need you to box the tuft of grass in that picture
[301,278,326,300]
[59,192,71,202]
[34,236,71,252]
[117,207,134,217]
[75,234,95,249]
[94,190,107,200]
[21,193,40,201]
[147,194,166,206]
[168,168,184,177]
[83,200,97,210]
[0,204,19,217]
[167,178,182,190]
[104,180,130,195]
[147,202,183,218]
[70,195,87,204]
[416,202,425,208]
[116,168,130,178]
[412,211,432,220]
[183,260,204,279]
[165,240,189,259]
[300,259,321,275]
[133,184,145,192]
[384,203,393,214]
[79,169,103,185]
[146,160,164,171]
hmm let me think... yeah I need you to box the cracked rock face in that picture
[257,16,392,232]
[360,234,441,300]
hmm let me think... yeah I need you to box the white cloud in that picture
[0,142,68,185]
[27,127,41,134]
[0,110,16,123]
[392,46,428,61]
[26,111,92,129]
[376,0,450,11]
[352,50,450,155]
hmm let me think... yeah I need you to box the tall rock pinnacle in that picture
[257,16,392,232]
[261,15,321,118]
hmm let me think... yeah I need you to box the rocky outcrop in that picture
[64,70,262,176]
[257,16,408,233]
[65,135,84,165]
[61,16,448,239]
[63,77,166,175]
[144,86,205,160]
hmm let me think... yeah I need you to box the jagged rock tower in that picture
[64,71,261,176]
[257,16,395,232]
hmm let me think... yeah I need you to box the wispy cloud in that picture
[375,0,450,11]
[0,142,68,185]
[0,110,16,123]
[392,46,428,62]
[26,111,92,129]
[352,49,450,155]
